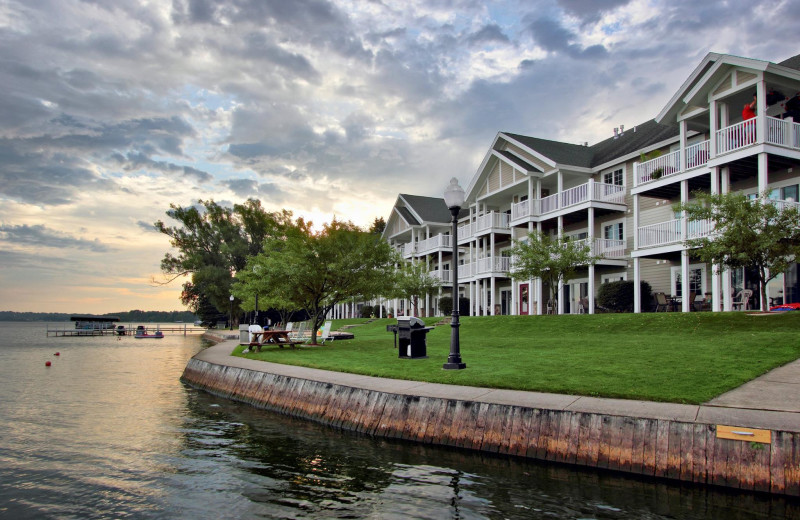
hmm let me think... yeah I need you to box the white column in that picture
[681,180,690,312]
[758,152,768,195]
[490,276,496,315]
[721,168,732,311]
[711,166,720,312]
[681,249,691,313]
[710,99,719,158]
[588,264,595,314]
[756,79,767,144]
[679,120,688,172]
[634,257,641,313]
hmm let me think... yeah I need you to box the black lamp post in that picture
[229,294,234,330]
[443,177,466,370]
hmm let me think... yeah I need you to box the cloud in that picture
[0,224,114,252]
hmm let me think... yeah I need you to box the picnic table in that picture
[249,329,303,351]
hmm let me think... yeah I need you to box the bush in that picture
[360,305,374,318]
[438,296,470,316]
[597,280,652,313]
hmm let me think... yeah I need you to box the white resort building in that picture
[341,51,800,319]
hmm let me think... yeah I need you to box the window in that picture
[568,231,588,241]
[602,272,627,283]
[670,264,706,297]
[604,221,624,241]
[603,168,623,186]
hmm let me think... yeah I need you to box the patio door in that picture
[500,289,512,315]
[566,279,588,314]
[519,283,529,315]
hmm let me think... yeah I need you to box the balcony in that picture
[510,181,626,221]
[457,211,510,242]
[637,218,715,249]
[429,269,452,283]
[416,233,452,255]
[636,117,800,186]
[573,237,626,259]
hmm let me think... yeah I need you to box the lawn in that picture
[231,312,800,404]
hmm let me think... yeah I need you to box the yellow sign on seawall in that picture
[716,425,772,444]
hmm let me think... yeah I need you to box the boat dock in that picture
[47,324,207,337]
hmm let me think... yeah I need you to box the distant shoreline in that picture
[0,310,198,322]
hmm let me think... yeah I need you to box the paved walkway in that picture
[194,339,800,433]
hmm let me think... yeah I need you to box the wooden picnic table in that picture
[250,329,302,351]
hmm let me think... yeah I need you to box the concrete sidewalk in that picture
[194,341,800,433]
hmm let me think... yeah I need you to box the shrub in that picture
[360,305,374,318]
[438,296,470,316]
[597,280,653,312]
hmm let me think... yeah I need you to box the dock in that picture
[47,324,207,337]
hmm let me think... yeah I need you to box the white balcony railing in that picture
[430,269,452,283]
[416,233,452,255]
[509,181,625,222]
[717,119,757,154]
[403,242,415,256]
[636,149,682,184]
[637,218,714,248]
[476,256,511,275]
[475,211,510,233]
[686,140,710,170]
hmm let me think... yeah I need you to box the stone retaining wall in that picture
[181,358,799,496]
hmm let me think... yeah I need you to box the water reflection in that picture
[181,390,800,519]
[0,323,797,519]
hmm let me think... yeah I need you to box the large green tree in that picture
[679,191,800,311]
[240,220,398,343]
[510,231,601,310]
[155,199,294,317]
[393,260,442,317]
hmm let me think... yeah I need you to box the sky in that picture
[1,0,798,313]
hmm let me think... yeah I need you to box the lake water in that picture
[0,321,797,519]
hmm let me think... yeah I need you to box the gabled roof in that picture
[395,206,419,226]
[503,132,595,168]
[589,119,678,166]
[399,194,453,223]
[495,150,542,172]
[778,53,800,71]
[500,119,677,172]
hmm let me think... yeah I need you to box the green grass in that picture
[232,313,800,404]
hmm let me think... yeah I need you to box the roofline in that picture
[465,132,505,198]
[499,132,560,169]
[655,52,721,123]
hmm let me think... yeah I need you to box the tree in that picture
[242,220,398,343]
[509,231,601,309]
[679,191,800,311]
[155,199,294,316]
[393,261,442,316]
[369,216,386,235]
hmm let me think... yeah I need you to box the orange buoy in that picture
[45,361,52,367]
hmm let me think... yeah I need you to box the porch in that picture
[510,180,626,223]
[635,116,800,186]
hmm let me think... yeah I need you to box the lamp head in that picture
[229,295,234,301]
[443,177,465,209]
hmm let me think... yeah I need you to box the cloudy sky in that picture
[1,0,798,313]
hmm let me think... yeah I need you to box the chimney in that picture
[613,127,618,139]
[620,124,625,133]
[584,142,588,147]
[633,126,637,133]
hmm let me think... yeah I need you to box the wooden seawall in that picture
[181,355,800,496]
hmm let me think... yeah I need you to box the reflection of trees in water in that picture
[182,390,798,519]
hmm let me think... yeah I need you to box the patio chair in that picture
[578,298,589,314]
[654,292,669,312]
[314,320,333,344]
[287,321,306,341]
[732,289,753,311]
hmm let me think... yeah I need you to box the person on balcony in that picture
[742,93,757,121]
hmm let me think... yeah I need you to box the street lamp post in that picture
[229,295,234,330]
[443,177,466,370]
